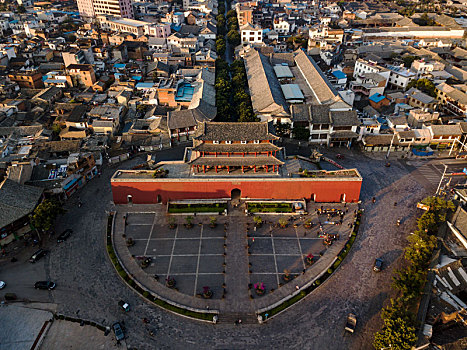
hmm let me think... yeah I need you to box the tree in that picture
[30,200,65,233]
[406,78,436,97]
[227,29,241,46]
[373,316,417,350]
[402,55,419,68]
[216,38,226,57]
[392,267,426,303]
[292,125,310,141]
[275,123,291,137]
[227,9,236,18]
[51,124,62,135]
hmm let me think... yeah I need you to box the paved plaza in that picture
[118,201,356,314]
[126,213,226,298]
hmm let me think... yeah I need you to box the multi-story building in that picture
[410,59,445,79]
[236,4,254,26]
[8,71,44,89]
[386,65,416,90]
[77,0,134,20]
[62,49,87,67]
[66,64,97,88]
[240,23,263,45]
[436,83,467,117]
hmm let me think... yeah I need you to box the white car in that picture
[0,281,6,289]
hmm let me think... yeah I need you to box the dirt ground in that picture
[40,320,123,350]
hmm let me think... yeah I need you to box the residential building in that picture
[436,83,467,117]
[78,0,134,19]
[8,71,44,89]
[66,64,97,88]
[240,23,263,45]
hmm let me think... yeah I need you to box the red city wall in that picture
[111,179,362,204]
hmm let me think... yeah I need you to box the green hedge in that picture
[259,211,363,319]
[168,206,225,213]
[106,214,215,322]
[248,202,293,213]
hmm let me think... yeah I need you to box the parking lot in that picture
[126,212,226,298]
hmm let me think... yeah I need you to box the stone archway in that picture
[231,188,241,200]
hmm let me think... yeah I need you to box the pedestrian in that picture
[302,269,306,274]
[238,319,242,324]
[394,202,397,207]
[372,197,376,203]
[234,320,238,326]
[295,285,299,290]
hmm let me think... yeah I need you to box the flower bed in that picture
[247,202,293,213]
[168,203,226,213]
[258,211,363,320]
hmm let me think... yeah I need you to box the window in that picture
[225,141,232,144]
[254,140,260,144]
[213,140,219,144]
[241,141,247,144]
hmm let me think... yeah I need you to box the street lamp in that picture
[435,164,448,196]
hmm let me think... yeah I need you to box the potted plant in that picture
[141,257,151,268]
[305,254,314,266]
[254,282,265,296]
[283,269,292,282]
[168,217,176,229]
[126,237,135,247]
[202,286,213,299]
[185,216,193,229]
[209,216,217,228]
[304,219,313,229]
[278,217,288,228]
[253,216,262,228]
[166,276,176,288]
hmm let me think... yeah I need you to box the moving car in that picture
[112,322,125,341]
[57,229,73,243]
[118,300,130,312]
[373,258,384,272]
[0,280,5,289]
[29,249,48,263]
[34,281,56,290]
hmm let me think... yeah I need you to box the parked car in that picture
[29,249,49,263]
[34,281,56,290]
[118,300,130,312]
[373,258,384,272]
[0,280,5,289]
[345,313,357,333]
[112,322,125,341]
[57,229,73,243]
[4,293,17,300]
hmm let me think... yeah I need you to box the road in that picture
[1,145,465,349]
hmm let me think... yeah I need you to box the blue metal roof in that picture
[332,70,346,80]
[114,63,126,69]
[369,93,386,103]
[136,82,155,88]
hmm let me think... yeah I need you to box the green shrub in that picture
[327,268,333,274]
[143,291,150,298]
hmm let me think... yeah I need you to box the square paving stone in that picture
[198,255,224,274]
[248,238,273,255]
[272,227,297,238]
[177,226,202,239]
[200,238,225,255]
[146,256,170,275]
[173,239,200,255]
[299,239,322,256]
[152,225,176,239]
[172,275,196,296]
[203,225,225,238]
[273,238,300,255]
[147,239,174,256]
[125,225,151,239]
[249,273,278,293]
[249,255,276,273]
[169,256,198,274]
[127,242,147,257]
[126,213,155,225]
[196,274,224,299]
[276,255,304,274]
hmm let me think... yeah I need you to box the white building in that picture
[240,23,263,45]
[273,19,290,35]
[387,65,416,89]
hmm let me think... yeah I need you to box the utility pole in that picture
[386,132,396,159]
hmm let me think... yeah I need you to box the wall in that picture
[111,178,362,204]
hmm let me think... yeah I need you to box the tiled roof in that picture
[310,104,331,124]
[294,49,338,104]
[193,143,281,153]
[244,50,290,116]
[430,124,463,136]
[190,156,284,167]
[330,110,359,127]
[290,104,310,122]
[195,122,279,141]
[0,179,43,228]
